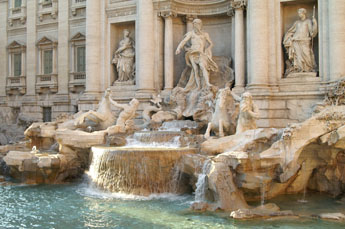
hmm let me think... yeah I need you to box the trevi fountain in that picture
[0,0,345,228]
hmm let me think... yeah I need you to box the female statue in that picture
[283,8,318,75]
[112,29,135,82]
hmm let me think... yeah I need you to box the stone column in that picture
[57,0,69,94]
[8,53,12,77]
[162,12,174,91]
[71,43,75,73]
[329,0,345,81]
[0,0,7,96]
[136,0,155,92]
[247,0,269,89]
[85,0,101,94]
[186,15,195,32]
[26,0,37,95]
[21,48,26,77]
[232,0,246,93]
[52,43,57,74]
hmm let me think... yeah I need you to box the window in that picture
[43,107,52,122]
[76,46,85,72]
[43,50,53,74]
[13,53,22,76]
[14,0,22,8]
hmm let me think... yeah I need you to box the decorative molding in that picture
[7,40,26,51]
[158,10,177,18]
[231,0,247,10]
[154,0,230,16]
[106,3,136,19]
[70,32,85,42]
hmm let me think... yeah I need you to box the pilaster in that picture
[57,0,69,94]
[247,0,269,91]
[0,0,7,96]
[136,0,155,94]
[85,0,101,95]
[26,0,37,96]
[328,0,345,81]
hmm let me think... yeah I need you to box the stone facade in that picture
[0,0,344,128]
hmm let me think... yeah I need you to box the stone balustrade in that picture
[35,74,58,94]
[6,76,26,95]
[68,72,86,93]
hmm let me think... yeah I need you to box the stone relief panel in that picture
[281,1,318,78]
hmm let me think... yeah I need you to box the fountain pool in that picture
[1,182,344,228]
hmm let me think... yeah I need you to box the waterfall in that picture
[194,160,211,202]
[125,131,183,148]
[88,146,197,196]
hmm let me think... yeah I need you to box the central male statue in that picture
[175,19,218,91]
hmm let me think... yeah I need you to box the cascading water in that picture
[88,146,197,195]
[125,131,183,148]
[87,122,198,196]
[194,159,211,202]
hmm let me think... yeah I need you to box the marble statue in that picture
[74,89,116,131]
[283,8,318,75]
[112,29,135,82]
[204,88,239,138]
[175,19,218,91]
[236,92,259,134]
[142,94,163,125]
[108,97,140,133]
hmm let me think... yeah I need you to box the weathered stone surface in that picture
[3,151,37,168]
[318,213,345,221]
[0,133,8,145]
[230,203,294,219]
[207,161,249,211]
[55,129,106,148]
[201,128,281,155]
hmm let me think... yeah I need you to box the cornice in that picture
[155,0,231,16]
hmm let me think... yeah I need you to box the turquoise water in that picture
[1,182,344,229]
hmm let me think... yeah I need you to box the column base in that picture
[232,86,245,94]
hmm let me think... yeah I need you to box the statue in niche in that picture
[112,29,135,83]
[283,8,318,76]
[175,18,218,91]
[172,19,220,121]
[236,92,260,134]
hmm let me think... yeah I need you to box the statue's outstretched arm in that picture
[176,32,192,55]
[109,97,126,110]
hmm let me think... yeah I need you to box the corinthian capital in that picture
[231,0,247,10]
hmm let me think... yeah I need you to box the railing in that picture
[9,5,27,26]
[6,76,26,95]
[69,72,86,92]
[71,0,86,16]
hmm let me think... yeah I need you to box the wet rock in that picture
[230,203,294,219]
[318,213,345,221]
[0,133,8,145]
[106,135,127,146]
